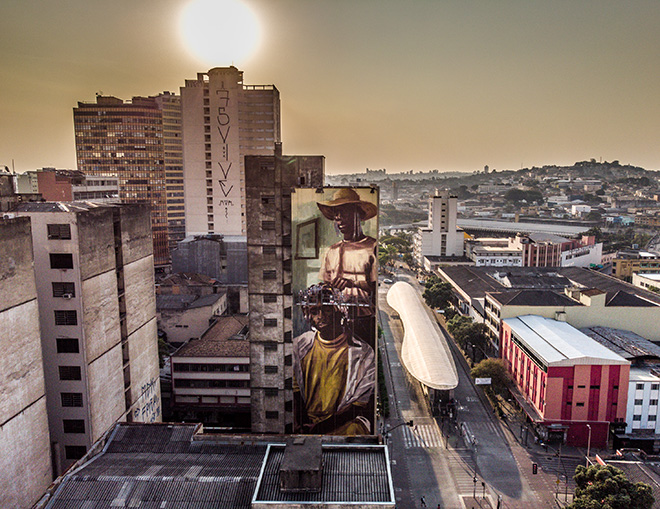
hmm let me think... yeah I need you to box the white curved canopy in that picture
[386,282,459,390]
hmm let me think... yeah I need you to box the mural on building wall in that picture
[291,187,379,435]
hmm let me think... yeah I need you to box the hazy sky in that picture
[2,0,660,174]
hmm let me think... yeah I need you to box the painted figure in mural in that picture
[316,188,378,346]
[293,284,375,435]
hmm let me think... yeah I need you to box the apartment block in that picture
[15,202,161,474]
[0,217,52,508]
[414,189,464,268]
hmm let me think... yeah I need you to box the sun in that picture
[179,0,261,66]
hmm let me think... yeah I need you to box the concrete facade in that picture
[181,66,281,238]
[245,146,324,433]
[15,202,161,474]
[0,217,52,509]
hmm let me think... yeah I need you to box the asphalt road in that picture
[378,269,562,508]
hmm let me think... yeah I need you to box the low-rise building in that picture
[170,315,250,428]
[632,273,660,292]
[501,315,630,447]
[613,250,660,279]
[157,292,227,347]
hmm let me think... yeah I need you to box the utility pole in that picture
[586,424,592,467]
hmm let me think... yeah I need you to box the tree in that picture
[422,281,453,309]
[470,359,511,397]
[569,465,654,509]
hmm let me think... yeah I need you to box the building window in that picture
[285,400,293,412]
[264,343,277,352]
[284,354,292,366]
[264,318,277,327]
[589,385,600,390]
[59,366,82,381]
[284,331,292,343]
[575,402,584,407]
[650,415,658,421]
[635,399,644,405]
[261,195,274,205]
[652,384,660,391]
[633,415,642,421]
[265,388,278,397]
[263,294,277,303]
[55,310,78,326]
[63,419,85,434]
[64,445,87,460]
[263,270,276,280]
[61,392,83,407]
[52,282,75,298]
[264,365,278,374]
[47,224,72,240]
[262,220,275,230]
[651,400,658,406]
[56,337,79,353]
[637,383,644,390]
[50,253,74,269]
[262,245,276,255]
[285,377,293,389]
[265,411,279,419]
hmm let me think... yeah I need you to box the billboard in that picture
[291,187,379,435]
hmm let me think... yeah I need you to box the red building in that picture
[501,315,630,447]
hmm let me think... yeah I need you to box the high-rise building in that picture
[245,145,324,433]
[181,66,281,238]
[0,217,52,508]
[414,189,464,265]
[15,202,162,474]
[73,93,182,266]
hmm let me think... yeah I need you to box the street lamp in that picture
[586,424,592,467]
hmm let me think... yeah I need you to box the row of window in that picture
[173,363,248,372]
[175,379,249,389]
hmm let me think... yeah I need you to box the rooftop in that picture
[174,315,249,358]
[580,326,660,361]
[40,423,394,508]
[503,315,630,367]
[488,289,582,307]
[156,293,223,310]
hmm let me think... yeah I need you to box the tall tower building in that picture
[414,189,464,264]
[0,217,52,508]
[73,93,182,266]
[15,202,161,474]
[181,66,281,238]
[245,145,324,433]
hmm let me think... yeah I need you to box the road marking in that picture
[401,424,444,449]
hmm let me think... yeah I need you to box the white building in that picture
[571,204,592,216]
[181,66,281,238]
[627,369,660,434]
[414,189,464,264]
[465,238,523,267]
[560,241,603,268]
[15,202,161,474]
[632,273,660,292]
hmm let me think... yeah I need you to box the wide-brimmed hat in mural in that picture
[316,188,378,221]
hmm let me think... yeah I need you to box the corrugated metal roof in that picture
[581,326,660,360]
[45,424,393,508]
[504,315,630,367]
[254,445,394,504]
[386,282,459,390]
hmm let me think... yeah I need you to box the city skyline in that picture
[2,0,660,174]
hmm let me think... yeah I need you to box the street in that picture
[378,269,564,508]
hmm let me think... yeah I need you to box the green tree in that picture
[470,359,510,397]
[422,281,454,309]
[569,465,654,509]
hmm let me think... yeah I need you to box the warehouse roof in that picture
[503,315,630,367]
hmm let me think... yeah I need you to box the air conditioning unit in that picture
[62,293,73,299]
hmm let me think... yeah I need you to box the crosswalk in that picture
[401,423,445,449]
